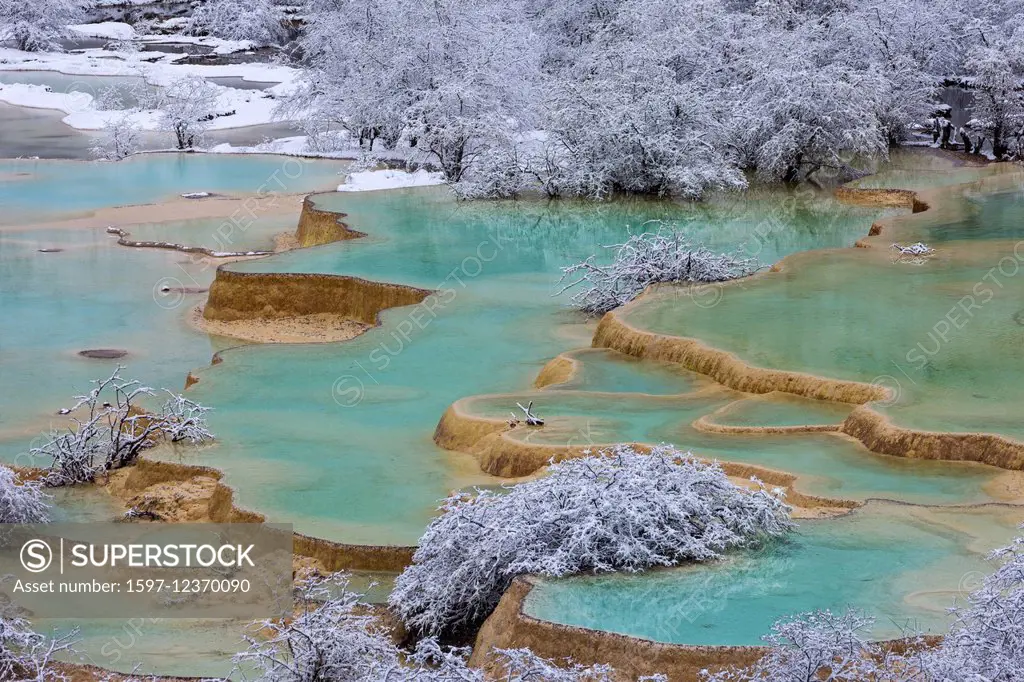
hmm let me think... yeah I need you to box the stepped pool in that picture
[2,149,1023,675]
[181,185,904,544]
[620,182,1024,442]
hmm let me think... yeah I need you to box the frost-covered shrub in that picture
[0,466,49,523]
[703,609,908,682]
[235,574,402,681]
[451,142,532,200]
[558,225,762,314]
[0,616,77,681]
[185,0,285,45]
[0,0,83,52]
[963,43,1024,160]
[390,444,792,637]
[236,575,660,681]
[31,367,214,486]
[537,35,745,200]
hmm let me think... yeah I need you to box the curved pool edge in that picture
[433,396,861,514]
[469,576,938,681]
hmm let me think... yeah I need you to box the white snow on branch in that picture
[0,615,77,681]
[0,466,50,523]
[891,242,934,256]
[236,573,666,681]
[30,367,214,486]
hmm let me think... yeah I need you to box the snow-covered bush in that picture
[390,444,792,637]
[0,616,77,681]
[158,76,220,150]
[186,0,285,45]
[236,574,661,681]
[919,534,1024,680]
[558,225,762,314]
[235,574,402,681]
[0,466,49,523]
[529,6,745,200]
[0,0,83,52]
[30,367,214,486]
[703,609,910,682]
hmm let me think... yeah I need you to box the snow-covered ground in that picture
[336,169,445,192]
[0,42,296,132]
[0,80,280,130]
[0,26,440,170]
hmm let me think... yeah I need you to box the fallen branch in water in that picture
[106,226,272,258]
[891,242,934,256]
[891,241,935,265]
[558,222,762,314]
[515,401,544,426]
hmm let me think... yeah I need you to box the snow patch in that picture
[337,169,445,192]
[68,23,137,40]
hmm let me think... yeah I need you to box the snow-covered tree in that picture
[523,0,744,199]
[186,0,286,45]
[723,11,891,183]
[90,112,143,161]
[286,0,1024,196]
[0,466,49,524]
[0,0,83,52]
[0,616,77,682]
[158,76,220,150]
[963,43,1024,159]
[390,444,792,638]
[30,367,214,486]
[558,224,762,314]
[295,0,538,181]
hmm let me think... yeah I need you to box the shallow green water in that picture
[0,152,1017,670]
[847,165,1011,191]
[0,217,298,451]
[525,502,1024,645]
[544,349,705,394]
[0,155,343,449]
[460,387,999,506]
[707,394,854,427]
